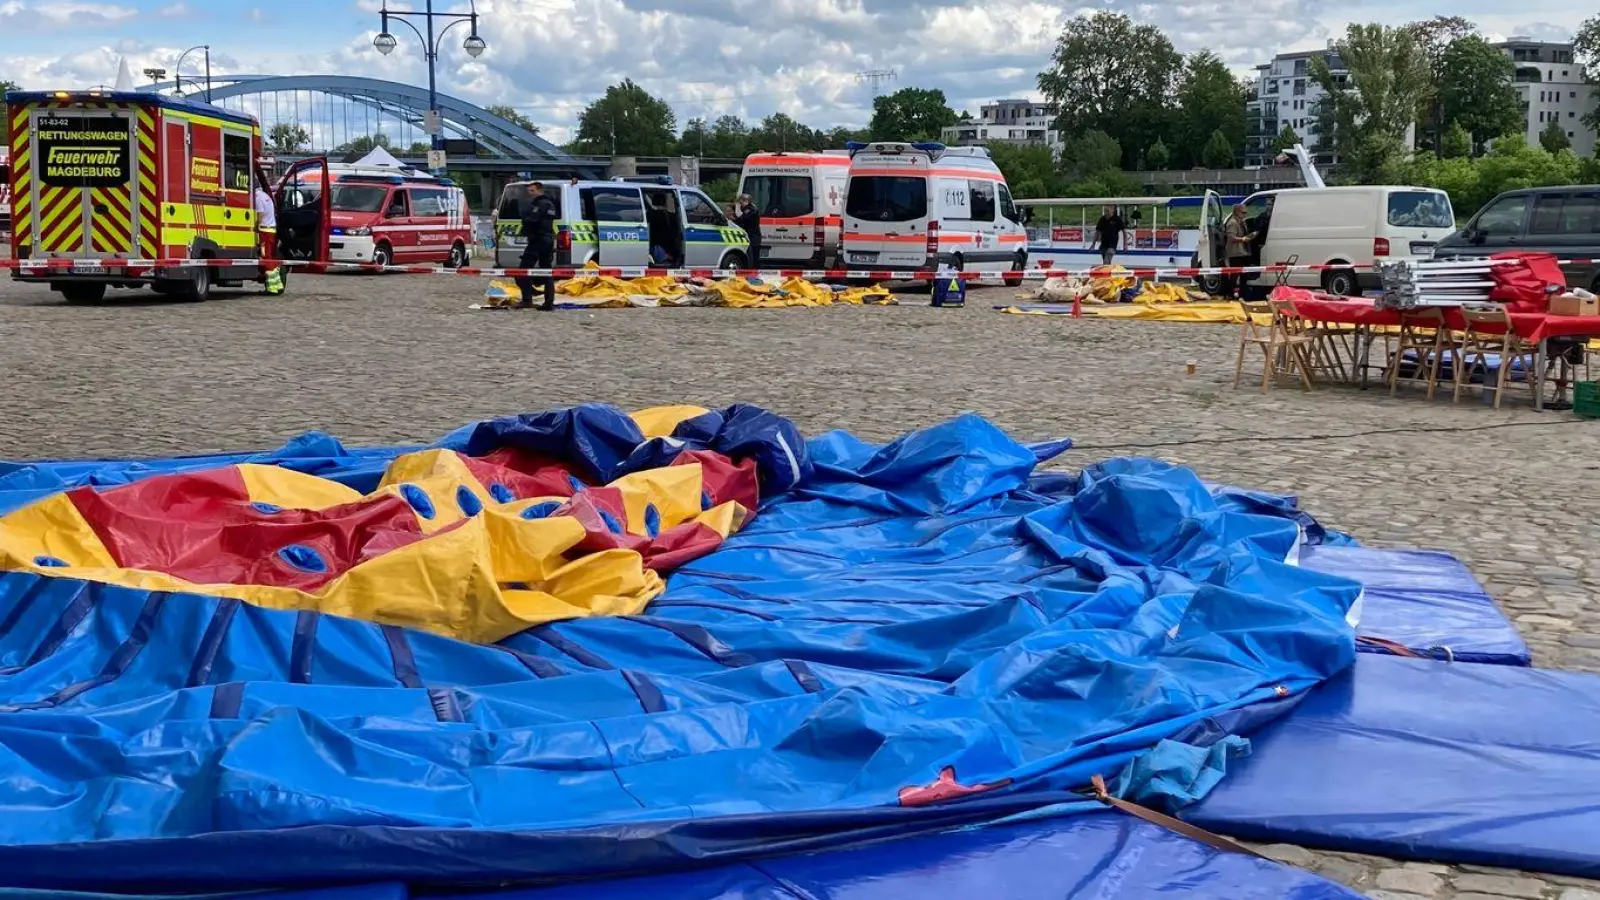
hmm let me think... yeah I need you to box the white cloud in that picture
[0,0,136,30]
[0,0,1593,148]
[156,2,188,15]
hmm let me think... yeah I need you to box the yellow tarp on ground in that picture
[479,264,896,309]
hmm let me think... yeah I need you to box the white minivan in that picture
[738,150,849,268]
[842,141,1029,282]
[1199,186,1455,295]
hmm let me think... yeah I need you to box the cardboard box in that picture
[1550,294,1599,317]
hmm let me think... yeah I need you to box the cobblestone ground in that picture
[3,270,1599,899]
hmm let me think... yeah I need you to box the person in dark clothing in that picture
[733,193,761,270]
[515,181,558,310]
[1094,205,1124,266]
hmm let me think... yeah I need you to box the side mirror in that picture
[386,207,404,218]
[1467,226,1486,245]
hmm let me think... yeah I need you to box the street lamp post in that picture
[174,45,211,102]
[371,0,487,174]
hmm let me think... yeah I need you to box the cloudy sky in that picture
[0,0,1589,145]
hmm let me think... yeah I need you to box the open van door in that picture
[275,157,331,266]
[1193,189,1225,294]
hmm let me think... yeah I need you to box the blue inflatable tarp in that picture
[440,812,1361,900]
[0,408,1364,891]
[1302,546,1530,666]
[1185,653,1600,878]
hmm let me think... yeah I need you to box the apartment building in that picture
[1493,38,1597,157]
[940,99,1063,154]
[1245,50,1349,167]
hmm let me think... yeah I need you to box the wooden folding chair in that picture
[1454,306,1539,408]
[1234,300,1314,392]
[1387,308,1457,400]
[1274,298,1348,383]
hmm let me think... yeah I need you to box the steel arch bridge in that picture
[139,74,571,162]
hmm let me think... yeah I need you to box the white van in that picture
[738,151,848,267]
[842,141,1028,282]
[1199,186,1455,295]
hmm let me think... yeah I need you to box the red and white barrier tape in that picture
[3,257,1592,281]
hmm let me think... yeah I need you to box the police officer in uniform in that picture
[516,181,558,310]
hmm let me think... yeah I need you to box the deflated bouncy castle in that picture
[0,404,1596,899]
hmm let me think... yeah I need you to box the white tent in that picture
[354,146,406,168]
[112,57,134,92]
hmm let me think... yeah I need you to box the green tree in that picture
[1037,11,1182,169]
[1438,35,1521,154]
[1145,137,1171,170]
[486,104,540,136]
[0,80,18,144]
[1440,121,1472,158]
[1540,117,1572,153]
[572,79,677,156]
[267,122,311,154]
[335,133,391,156]
[701,175,740,204]
[1272,124,1301,152]
[1406,15,1475,153]
[1313,24,1428,179]
[1577,14,1600,134]
[1175,51,1246,168]
[825,125,869,147]
[706,115,750,159]
[1061,129,1121,177]
[1201,129,1235,168]
[751,112,820,151]
[680,117,710,156]
[984,142,1059,197]
[868,87,957,141]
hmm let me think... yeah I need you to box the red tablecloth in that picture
[1289,296,1600,343]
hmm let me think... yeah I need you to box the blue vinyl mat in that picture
[1303,545,1531,666]
[434,812,1361,900]
[1184,653,1600,878]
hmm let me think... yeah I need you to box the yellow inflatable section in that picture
[0,410,760,645]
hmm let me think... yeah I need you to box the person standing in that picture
[1222,203,1254,298]
[515,181,558,310]
[1094,205,1124,266]
[733,193,761,271]
[253,173,283,295]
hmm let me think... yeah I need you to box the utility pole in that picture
[856,69,897,97]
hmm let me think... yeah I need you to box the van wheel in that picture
[448,241,469,268]
[1003,254,1026,287]
[1192,253,1223,295]
[182,264,213,303]
[721,252,747,275]
[372,243,393,272]
[1321,268,1359,297]
[61,283,107,305]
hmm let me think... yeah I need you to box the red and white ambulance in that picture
[737,150,848,268]
[840,141,1028,284]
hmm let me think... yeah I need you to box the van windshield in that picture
[744,175,812,218]
[1388,191,1454,228]
[846,176,926,222]
[330,185,389,213]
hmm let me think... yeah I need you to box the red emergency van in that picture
[315,170,472,269]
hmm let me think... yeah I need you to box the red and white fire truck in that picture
[4,88,332,303]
